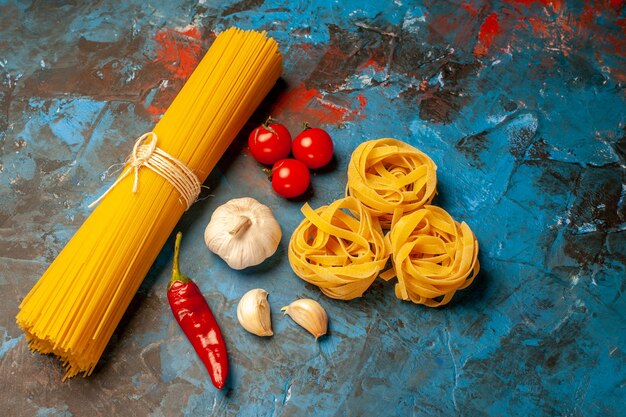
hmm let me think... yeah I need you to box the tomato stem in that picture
[302,121,311,131]
[264,116,277,127]
[262,116,278,137]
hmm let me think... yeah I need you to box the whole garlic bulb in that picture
[237,289,273,337]
[204,197,281,270]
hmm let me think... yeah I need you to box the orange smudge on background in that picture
[275,84,319,113]
[461,2,479,16]
[146,104,168,118]
[153,26,203,79]
[528,16,550,36]
[317,99,352,120]
[273,83,367,125]
[143,25,205,121]
[608,34,626,57]
[505,0,563,11]
[359,57,386,72]
[474,13,500,56]
[579,4,598,29]
[428,12,479,56]
[356,94,367,108]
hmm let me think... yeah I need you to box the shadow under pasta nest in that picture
[441,252,490,309]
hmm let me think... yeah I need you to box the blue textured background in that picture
[1,0,625,416]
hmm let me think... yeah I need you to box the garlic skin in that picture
[281,299,328,339]
[237,289,273,337]
[204,197,281,270]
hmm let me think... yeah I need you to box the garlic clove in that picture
[237,289,273,337]
[281,299,328,340]
[204,197,282,270]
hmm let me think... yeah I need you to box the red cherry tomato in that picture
[248,118,292,165]
[271,159,310,198]
[292,126,334,169]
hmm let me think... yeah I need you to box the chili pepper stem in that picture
[169,232,190,288]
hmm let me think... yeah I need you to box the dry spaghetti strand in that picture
[16,28,282,379]
[288,197,390,300]
[345,138,437,229]
[384,205,479,307]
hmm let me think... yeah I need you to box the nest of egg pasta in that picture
[288,138,480,307]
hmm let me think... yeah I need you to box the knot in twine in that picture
[89,132,201,210]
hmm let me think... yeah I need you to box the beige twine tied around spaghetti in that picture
[88,132,201,210]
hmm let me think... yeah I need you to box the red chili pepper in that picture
[167,232,229,389]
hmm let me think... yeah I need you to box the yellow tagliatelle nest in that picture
[289,138,479,307]
[384,205,479,307]
[346,138,437,229]
[288,196,390,300]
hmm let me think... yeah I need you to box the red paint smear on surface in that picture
[146,104,168,117]
[506,0,550,4]
[317,99,351,119]
[273,84,344,124]
[356,94,367,108]
[458,0,624,79]
[275,84,318,113]
[474,13,500,56]
[608,34,626,57]
[505,0,563,10]
[143,26,205,120]
[273,83,366,125]
[153,26,203,80]
[359,57,386,72]
[295,42,314,51]
[428,12,482,57]
[579,5,598,29]
[478,13,500,46]
[571,3,625,58]
[513,20,529,31]
[461,3,479,16]
[528,16,550,36]
[317,94,367,121]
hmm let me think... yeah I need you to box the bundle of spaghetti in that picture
[288,197,390,300]
[345,138,437,229]
[16,28,282,379]
[383,205,479,307]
